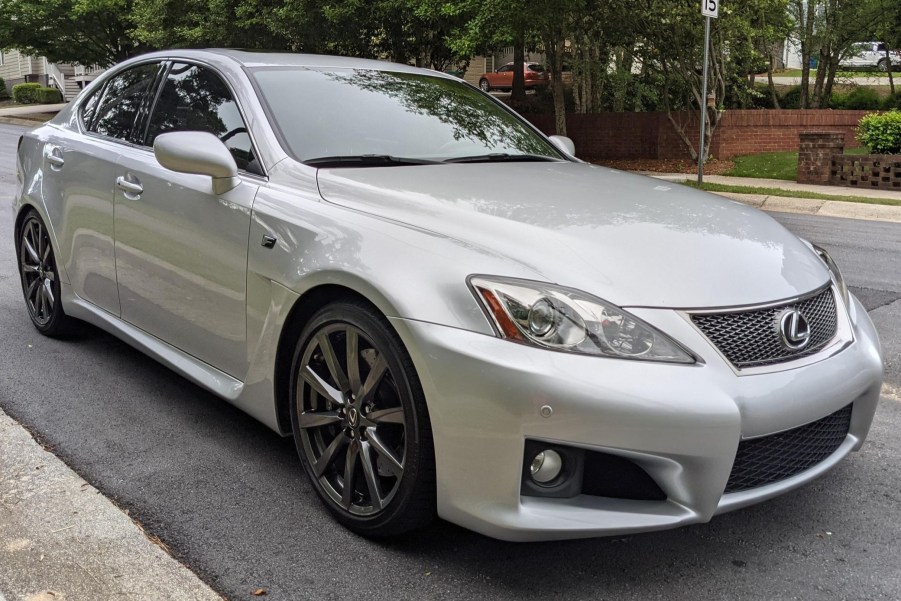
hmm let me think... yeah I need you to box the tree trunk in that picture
[767,53,781,109]
[799,0,816,108]
[886,44,896,94]
[813,46,830,107]
[511,39,526,104]
[546,38,567,136]
[821,55,840,104]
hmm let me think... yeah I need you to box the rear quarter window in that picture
[79,88,102,129]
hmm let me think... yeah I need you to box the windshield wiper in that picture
[442,153,559,164]
[303,154,441,168]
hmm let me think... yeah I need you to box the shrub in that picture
[828,91,847,109]
[883,93,901,111]
[12,82,41,104]
[747,83,777,109]
[0,77,8,100]
[35,87,63,104]
[779,85,803,109]
[857,111,901,154]
[841,87,881,110]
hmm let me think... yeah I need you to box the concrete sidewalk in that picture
[0,104,66,117]
[0,407,222,601]
[650,173,901,224]
[0,104,66,127]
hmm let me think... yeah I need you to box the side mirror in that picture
[153,131,239,195]
[548,135,576,157]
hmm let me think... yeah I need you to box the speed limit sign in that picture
[701,0,719,18]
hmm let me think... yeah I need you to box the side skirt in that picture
[59,283,281,433]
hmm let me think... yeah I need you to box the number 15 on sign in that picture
[702,0,718,18]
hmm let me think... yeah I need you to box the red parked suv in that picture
[478,62,549,92]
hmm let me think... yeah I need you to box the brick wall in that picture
[831,155,901,190]
[798,132,845,184]
[523,110,869,160]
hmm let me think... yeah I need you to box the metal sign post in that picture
[698,0,718,185]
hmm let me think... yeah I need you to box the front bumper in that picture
[390,293,883,542]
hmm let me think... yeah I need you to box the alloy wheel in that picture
[296,323,407,516]
[19,215,58,327]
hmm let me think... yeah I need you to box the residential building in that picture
[0,49,103,100]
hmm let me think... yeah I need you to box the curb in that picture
[0,117,44,128]
[647,174,901,223]
[0,407,223,601]
[710,191,901,224]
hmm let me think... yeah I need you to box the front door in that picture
[113,62,263,378]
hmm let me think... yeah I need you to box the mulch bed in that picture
[589,157,735,174]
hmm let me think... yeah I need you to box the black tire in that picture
[289,300,436,537]
[479,78,491,92]
[877,58,888,72]
[16,209,75,337]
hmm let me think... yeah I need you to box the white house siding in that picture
[0,49,47,94]
[0,49,95,99]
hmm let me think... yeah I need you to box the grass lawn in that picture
[725,147,871,181]
[683,181,901,206]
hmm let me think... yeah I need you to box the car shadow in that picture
[2,314,890,600]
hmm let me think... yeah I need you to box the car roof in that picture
[121,48,455,79]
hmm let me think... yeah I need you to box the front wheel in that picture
[289,301,436,537]
[877,58,888,72]
[479,78,491,92]
[17,210,74,337]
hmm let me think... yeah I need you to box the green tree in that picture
[0,0,148,66]
[131,0,313,50]
[788,0,882,107]
[628,0,788,158]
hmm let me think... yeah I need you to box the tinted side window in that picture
[877,43,886,52]
[92,63,161,141]
[146,63,261,175]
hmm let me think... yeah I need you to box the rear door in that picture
[38,62,164,316]
[113,62,262,378]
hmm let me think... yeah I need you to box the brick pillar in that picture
[797,132,845,184]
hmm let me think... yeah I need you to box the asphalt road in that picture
[1,122,900,601]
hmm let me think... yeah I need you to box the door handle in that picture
[116,175,144,197]
[46,148,65,170]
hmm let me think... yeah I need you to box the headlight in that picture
[812,244,849,306]
[469,276,695,363]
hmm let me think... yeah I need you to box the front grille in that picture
[690,287,838,368]
[725,404,852,493]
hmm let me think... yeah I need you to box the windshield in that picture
[251,67,562,164]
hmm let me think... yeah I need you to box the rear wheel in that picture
[289,301,435,537]
[877,58,888,72]
[479,78,491,92]
[16,210,74,337]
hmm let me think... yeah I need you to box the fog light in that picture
[530,449,563,485]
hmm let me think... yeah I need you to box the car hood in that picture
[316,162,829,308]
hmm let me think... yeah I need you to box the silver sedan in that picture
[12,50,883,541]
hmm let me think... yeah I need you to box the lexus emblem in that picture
[777,308,811,350]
